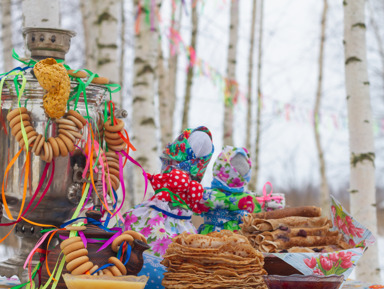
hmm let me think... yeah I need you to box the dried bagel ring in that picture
[55,137,68,157]
[89,265,99,275]
[7,107,28,121]
[32,134,43,153]
[9,113,30,128]
[58,129,76,142]
[70,130,83,140]
[15,126,34,142]
[123,230,147,244]
[111,234,134,253]
[106,161,120,171]
[104,118,124,133]
[35,135,46,156]
[103,269,113,276]
[56,118,76,126]
[104,130,121,140]
[58,124,79,132]
[108,257,127,275]
[108,143,127,152]
[62,241,85,256]
[60,237,82,250]
[48,137,60,158]
[67,115,84,129]
[66,256,89,272]
[71,261,93,275]
[11,121,31,136]
[59,134,74,152]
[109,266,122,276]
[105,151,119,160]
[68,110,87,126]
[20,135,38,151]
[68,69,87,78]
[65,248,88,263]
[91,77,109,85]
[105,137,124,146]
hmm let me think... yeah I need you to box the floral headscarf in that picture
[160,126,214,183]
[148,169,206,214]
[211,146,252,193]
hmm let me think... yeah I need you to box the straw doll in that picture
[198,145,261,234]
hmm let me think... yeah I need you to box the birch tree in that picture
[131,0,160,204]
[246,0,257,150]
[1,0,13,72]
[182,2,198,130]
[343,0,380,281]
[223,0,239,146]
[313,0,330,216]
[22,0,59,28]
[80,0,121,106]
[159,3,182,148]
[249,0,264,191]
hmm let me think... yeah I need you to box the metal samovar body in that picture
[0,28,107,281]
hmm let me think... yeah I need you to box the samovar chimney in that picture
[23,27,76,60]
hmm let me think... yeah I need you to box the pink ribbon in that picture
[256,182,284,209]
[120,150,148,201]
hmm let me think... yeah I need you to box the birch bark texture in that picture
[223,0,239,146]
[343,0,380,282]
[22,0,60,28]
[249,0,264,192]
[1,0,14,72]
[182,2,198,130]
[246,0,257,151]
[159,3,182,148]
[131,0,160,204]
[313,0,330,216]
[80,0,121,106]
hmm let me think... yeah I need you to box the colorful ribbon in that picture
[255,182,284,209]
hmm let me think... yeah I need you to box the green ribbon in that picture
[154,188,191,210]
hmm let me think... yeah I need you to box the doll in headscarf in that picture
[198,145,261,235]
[123,127,214,289]
[122,126,214,257]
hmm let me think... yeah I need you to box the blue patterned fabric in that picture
[139,253,166,289]
[197,209,248,233]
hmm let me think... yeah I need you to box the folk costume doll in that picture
[121,127,214,289]
[198,146,261,235]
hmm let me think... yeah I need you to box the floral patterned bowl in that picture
[262,274,344,289]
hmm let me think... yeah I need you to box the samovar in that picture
[0,28,110,281]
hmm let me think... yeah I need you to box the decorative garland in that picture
[59,230,147,276]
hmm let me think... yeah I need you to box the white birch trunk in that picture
[314,0,330,217]
[159,3,182,148]
[131,0,160,204]
[245,0,257,151]
[80,0,121,107]
[343,0,380,281]
[249,0,264,192]
[1,0,14,72]
[164,3,182,145]
[182,3,198,130]
[22,0,60,28]
[158,40,171,148]
[223,0,239,146]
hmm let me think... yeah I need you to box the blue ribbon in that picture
[91,242,132,275]
[150,205,192,220]
[60,217,116,233]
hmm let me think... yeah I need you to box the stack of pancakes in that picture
[240,206,352,253]
[161,230,267,289]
